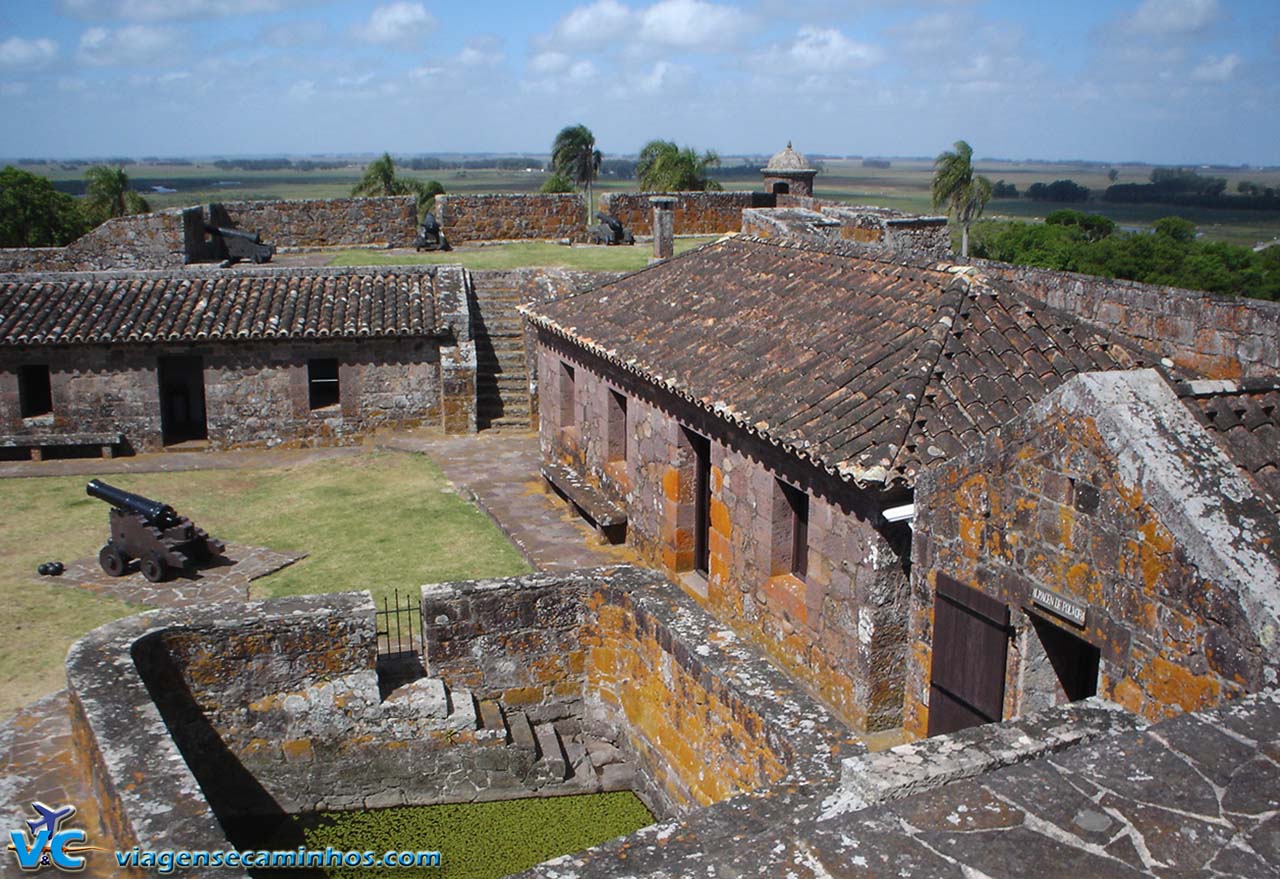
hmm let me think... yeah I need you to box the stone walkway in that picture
[0,694,116,879]
[38,543,305,608]
[379,431,638,571]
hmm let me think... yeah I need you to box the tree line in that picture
[989,167,1280,209]
[971,209,1278,300]
[0,165,152,248]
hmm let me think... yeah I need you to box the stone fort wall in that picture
[216,196,417,249]
[975,258,1280,380]
[436,193,586,244]
[0,210,189,273]
[598,191,777,236]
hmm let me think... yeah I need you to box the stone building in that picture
[0,264,476,455]
[522,235,1201,733]
[761,142,818,196]
[904,369,1280,736]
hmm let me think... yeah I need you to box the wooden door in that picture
[927,573,1010,736]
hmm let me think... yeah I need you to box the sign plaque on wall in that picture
[1031,586,1088,627]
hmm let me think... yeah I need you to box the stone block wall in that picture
[437,193,586,244]
[598,191,776,237]
[741,203,949,259]
[0,209,190,273]
[216,197,417,249]
[422,566,854,819]
[975,259,1280,379]
[0,337,450,451]
[903,370,1280,738]
[535,332,911,733]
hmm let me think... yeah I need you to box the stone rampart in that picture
[0,209,190,273]
[975,258,1280,379]
[437,193,586,244]
[216,197,417,249]
[598,191,775,236]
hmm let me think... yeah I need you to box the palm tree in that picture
[930,140,992,258]
[551,124,601,225]
[351,153,445,217]
[84,165,150,223]
[636,140,723,192]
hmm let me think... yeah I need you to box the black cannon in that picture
[591,212,634,246]
[206,224,275,264]
[87,479,226,583]
[204,203,275,265]
[414,212,449,251]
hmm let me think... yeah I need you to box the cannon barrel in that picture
[86,479,178,526]
[206,225,262,244]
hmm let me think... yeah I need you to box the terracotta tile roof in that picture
[524,236,1166,488]
[0,265,459,346]
[1178,378,1280,511]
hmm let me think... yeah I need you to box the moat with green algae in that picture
[240,791,654,878]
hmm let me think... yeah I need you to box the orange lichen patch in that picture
[281,738,314,763]
[662,468,681,502]
[1057,505,1076,550]
[761,575,808,628]
[958,515,984,558]
[503,686,543,706]
[1145,656,1222,715]
[710,498,731,536]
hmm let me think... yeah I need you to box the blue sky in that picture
[0,0,1276,164]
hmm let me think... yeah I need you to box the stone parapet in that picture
[437,193,586,244]
[598,191,775,236]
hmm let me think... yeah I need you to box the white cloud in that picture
[552,0,633,47]
[638,0,752,49]
[456,36,504,68]
[627,59,693,95]
[1120,0,1218,37]
[356,2,436,46]
[529,50,570,74]
[59,0,311,21]
[783,27,881,71]
[77,25,176,65]
[1189,52,1240,82]
[0,37,58,70]
[287,78,316,100]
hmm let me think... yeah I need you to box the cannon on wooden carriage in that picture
[87,479,226,583]
[591,212,635,246]
[205,202,275,265]
[414,212,449,251]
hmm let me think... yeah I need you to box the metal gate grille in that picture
[375,589,420,658]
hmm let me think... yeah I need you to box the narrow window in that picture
[607,389,627,462]
[783,481,809,578]
[18,365,52,418]
[771,478,810,578]
[689,430,712,577]
[308,358,340,409]
[560,361,576,427]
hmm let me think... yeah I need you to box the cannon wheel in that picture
[99,543,128,577]
[140,553,169,584]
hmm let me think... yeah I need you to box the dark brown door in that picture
[158,356,208,444]
[927,573,1010,736]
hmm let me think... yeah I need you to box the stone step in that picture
[444,684,477,731]
[477,698,505,732]
[532,722,570,782]
[507,711,538,752]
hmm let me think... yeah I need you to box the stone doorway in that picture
[1018,613,1100,715]
[158,355,208,445]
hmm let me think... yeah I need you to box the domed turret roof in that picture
[764,142,814,173]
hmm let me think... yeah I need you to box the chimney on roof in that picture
[650,196,677,261]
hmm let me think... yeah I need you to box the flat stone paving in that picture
[0,693,117,879]
[379,431,638,571]
[37,543,306,608]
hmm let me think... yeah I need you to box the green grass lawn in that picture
[326,237,721,272]
[0,452,530,719]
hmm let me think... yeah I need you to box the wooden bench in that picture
[0,432,124,461]
[541,462,628,544]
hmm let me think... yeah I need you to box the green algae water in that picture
[249,791,653,879]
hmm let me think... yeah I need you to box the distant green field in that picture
[14,157,1280,247]
[327,237,721,272]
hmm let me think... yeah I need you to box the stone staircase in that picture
[471,691,634,793]
[470,277,533,430]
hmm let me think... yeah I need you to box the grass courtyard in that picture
[325,237,721,272]
[0,452,531,719]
